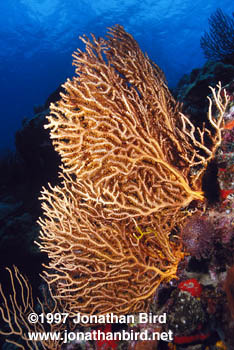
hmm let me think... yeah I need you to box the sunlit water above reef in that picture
[0,0,233,152]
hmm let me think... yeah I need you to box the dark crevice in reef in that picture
[202,160,220,204]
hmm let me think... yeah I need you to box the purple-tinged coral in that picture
[208,206,234,245]
[182,214,214,259]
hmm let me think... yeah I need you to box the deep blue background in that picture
[0,0,233,153]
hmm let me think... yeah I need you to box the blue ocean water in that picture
[0,0,233,153]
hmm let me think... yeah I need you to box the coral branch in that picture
[0,266,66,349]
[179,81,227,186]
[37,178,184,315]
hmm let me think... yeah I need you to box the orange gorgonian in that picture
[37,25,228,316]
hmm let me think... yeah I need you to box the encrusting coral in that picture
[37,25,228,317]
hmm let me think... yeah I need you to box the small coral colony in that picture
[0,23,234,349]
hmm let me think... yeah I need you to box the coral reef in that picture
[167,289,207,339]
[171,80,234,349]
[174,61,234,130]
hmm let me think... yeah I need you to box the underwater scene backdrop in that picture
[0,0,233,153]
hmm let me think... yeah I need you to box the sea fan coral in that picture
[38,176,184,315]
[46,26,225,221]
[200,8,234,64]
[0,266,66,349]
[38,25,227,316]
